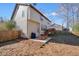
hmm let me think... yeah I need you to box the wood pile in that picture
[46,28,56,36]
[38,28,56,40]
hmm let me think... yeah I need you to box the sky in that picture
[0,3,64,26]
[0,3,15,20]
[33,3,64,25]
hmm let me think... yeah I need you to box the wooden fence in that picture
[0,30,21,42]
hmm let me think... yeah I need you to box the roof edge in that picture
[11,3,51,22]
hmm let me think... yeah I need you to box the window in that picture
[22,11,25,18]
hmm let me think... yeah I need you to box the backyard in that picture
[1,3,79,56]
[0,31,79,56]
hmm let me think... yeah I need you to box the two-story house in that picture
[11,4,51,38]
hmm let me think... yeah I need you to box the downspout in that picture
[27,6,31,38]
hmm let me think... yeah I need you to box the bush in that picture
[0,23,7,31]
[72,24,79,32]
[5,21,15,30]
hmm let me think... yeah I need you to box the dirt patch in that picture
[0,39,79,56]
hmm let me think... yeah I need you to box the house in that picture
[47,23,63,31]
[11,4,51,38]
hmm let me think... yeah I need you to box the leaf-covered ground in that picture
[0,39,79,56]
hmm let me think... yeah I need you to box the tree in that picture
[0,17,4,22]
[56,4,71,29]
[57,3,79,30]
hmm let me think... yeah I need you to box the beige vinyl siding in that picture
[29,7,51,34]
[29,7,41,23]
[40,16,51,34]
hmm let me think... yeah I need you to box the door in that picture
[27,20,40,38]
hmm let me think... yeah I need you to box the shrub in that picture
[0,23,7,31]
[5,21,15,30]
[72,24,79,32]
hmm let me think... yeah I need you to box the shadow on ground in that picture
[49,31,79,46]
[0,38,28,47]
